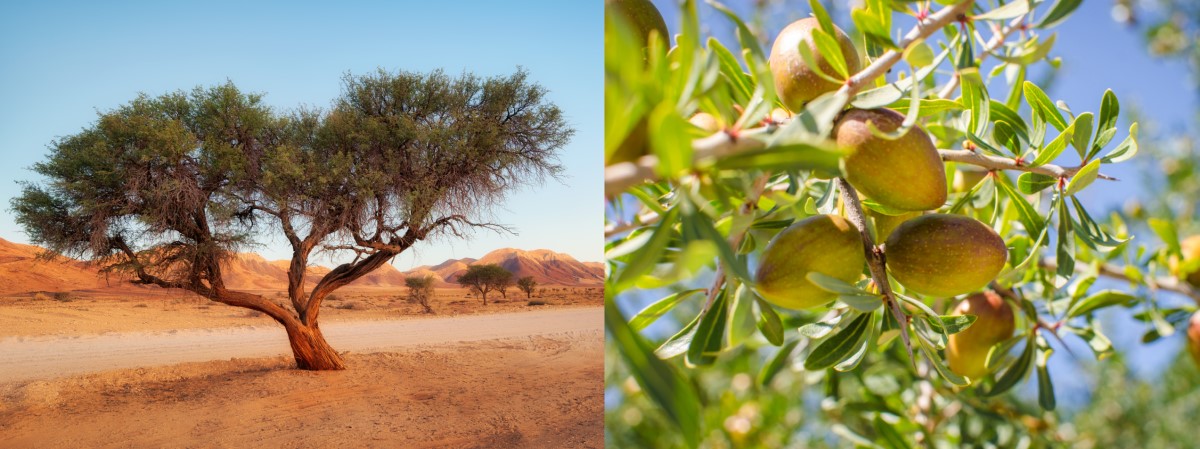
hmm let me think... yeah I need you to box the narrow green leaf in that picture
[1017,172,1056,194]
[686,290,729,366]
[975,0,1031,20]
[706,0,764,60]
[631,289,705,331]
[755,297,786,346]
[1036,353,1057,410]
[807,272,874,296]
[996,174,1045,237]
[1067,290,1137,317]
[1056,197,1075,279]
[759,339,801,386]
[1024,81,1068,131]
[874,415,914,449]
[918,337,971,386]
[605,298,702,447]
[1101,123,1139,163]
[615,207,679,290]
[811,28,849,79]
[1064,158,1101,196]
[805,312,872,370]
[925,314,978,335]
[1091,89,1120,156]
[1031,121,1073,166]
[1038,0,1084,29]
[1069,112,1093,159]
[1148,217,1182,256]
[985,335,1035,396]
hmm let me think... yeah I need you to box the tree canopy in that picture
[13,67,572,369]
[457,264,513,305]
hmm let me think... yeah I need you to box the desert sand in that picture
[0,287,603,447]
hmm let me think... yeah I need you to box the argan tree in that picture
[13,68,571,371]
[517,276,538,299]
[605,0,1199,447]
[456,263,513,305]
[405,275,436,314]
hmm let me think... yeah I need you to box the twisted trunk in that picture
[283,321,345,370]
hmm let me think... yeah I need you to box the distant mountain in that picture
[0,237,115,295]
[0,237,600,295]
[411,248,604,286]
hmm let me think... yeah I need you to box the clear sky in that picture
[0,0,602,270]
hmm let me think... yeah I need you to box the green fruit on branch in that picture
[1189,311,1200,369]
[836,108,947,211]
[946,291,1015,378]
[754,214,865,310]
[769,18,861,111]
[885,214,1008,298]
[1175,235,1200,287]
[870,209,922,242]
[605,0,669,49]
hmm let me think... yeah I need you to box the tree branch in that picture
[940,149,1118,180]
[937,14,1027,98]
[1039,258,1200,305]
[603,0,976,195]
[835,177,913,360]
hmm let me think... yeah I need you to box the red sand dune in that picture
[0,237,601,295]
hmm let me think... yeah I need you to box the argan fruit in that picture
[689,112,720,133]
[952,166,990,193]
[769,18,861,111]
[885,214,1007,298]
[605,0,669,49]
[1177,236,1200,287]
[755,214,865,310]
[870,209,921,242]
[836,108,947,211]
[946,291,1015,378]
[1188,311,1200,368]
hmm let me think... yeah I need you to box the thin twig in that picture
[937,15,1027,99]
[940,149,1118,181]
[1039,258,1200,305]
[835,177,913,361]
[701,173,773,312]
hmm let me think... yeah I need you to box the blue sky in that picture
[0,0,602,269]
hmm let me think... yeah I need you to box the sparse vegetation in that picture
[517,276,538,299]
[404,276,436,314]
[457,264,513,305]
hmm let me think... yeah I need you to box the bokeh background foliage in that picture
[605,0,1200,447]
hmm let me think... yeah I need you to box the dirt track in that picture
[0,307,601,384]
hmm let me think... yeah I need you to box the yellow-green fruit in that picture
[946,291,1015,378]
[952,166,990,193]
[605,0,669,48]
[689,112,721,133]
[870,210,921,242]
[885,214,1007,297]
[836,108,947,211]
[1179,236,1200,287]
[1188,311,1200,369]
[755,214,865,310]
[769,18,861,111]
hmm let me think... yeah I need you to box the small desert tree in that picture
[12,68,571,370]
[457,264,512,305]
[404,275,436,314]
[517,276,538,299]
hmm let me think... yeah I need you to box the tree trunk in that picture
[284,322,345,370]
[482,291,488,305]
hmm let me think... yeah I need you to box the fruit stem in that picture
[834,177,915,361]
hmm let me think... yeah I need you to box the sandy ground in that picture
[0,288,603,448]
[0,330,603,448]
[0,286,602,337]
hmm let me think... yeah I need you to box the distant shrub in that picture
[33,292,52,301]
[528,300,548,306]
[52,292,72,302]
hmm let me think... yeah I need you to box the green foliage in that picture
[457,264,514,304]
[604,1,1195,447]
